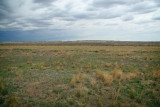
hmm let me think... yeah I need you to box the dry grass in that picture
[126,72,138,79]
[96,70,113,85]
[121,71,139,81]
[70,73,86,87]
[111,69,123,80]
[120,63,124,68]
[113,62,118,68]
[76,83,82,97]
[56,66,60,71]
[105,63,112,67]
[86,63,91,72]
[103,74,113,86]
[40,62,45,70]
[15,70,22,80]
[0,82,4,90]
[0,45,159,106]
[96,69,140,85]
[71,64,75,68]
[96,70,104,80]
[90,79,96,86]
[1,46,160,52]
[114,88,121,101]
[26,61,32,65]
[63,61,66,66]
[8,96,20,107]
[70,76,76,87]
[151,70,160,79]
[79,74,86,84]
[76,69,80,74]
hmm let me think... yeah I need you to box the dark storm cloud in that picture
[0,30,78,41]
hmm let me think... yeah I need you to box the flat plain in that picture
[0,45,160,107]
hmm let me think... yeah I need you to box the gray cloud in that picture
[33,0,57,6]
[122,15,134,21]
[92,0,125,8]
[0,0,160,41]
[129,1,158,14]
[152,16,160,20]
[91,0,140,9]
[0,0,13,20]
[26,19,53,27]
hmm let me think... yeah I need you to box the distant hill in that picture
[0,40,160,46]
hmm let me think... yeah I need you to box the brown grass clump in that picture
[79,74,85,83]
[86,63,91,69]
[96,70,104,80]
[70,76,76,87]
[103,74,113,86]
[75,73,85,83]
[111,69,123,80]
[56,61,60,65]
[120,63,124,68]
[8,96,20,107]
[105,63,112,67]
[76,70,80,74]
[110,69,140,81]
[0,82,4,90]
[71,64,75,68]
[56,66,60,71]
[63,61,66,66]
[112,88,121,101]
[114,62,118,68]
[75,74,80,83]
[125,72,138,80]
[16,70,22,80]
[40,62,45,70]
[77,83,82,97]
[151,70,160,79]
[145,64,149,68]
[26,61,32,65]
[96,70,113,85]
[90,79,96,86]
[70,73,85,87]
[86,63,91,72]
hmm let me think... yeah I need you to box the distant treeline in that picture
[0,40,160,46]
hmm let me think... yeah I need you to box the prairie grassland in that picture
[0,46,160,107]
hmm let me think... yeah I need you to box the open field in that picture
[0,45,160,107]
[1,40,160,46]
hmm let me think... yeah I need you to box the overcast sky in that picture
[0,0,160,41]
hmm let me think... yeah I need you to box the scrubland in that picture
[0,46,160,107]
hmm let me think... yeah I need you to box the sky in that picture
[0,0,160,41]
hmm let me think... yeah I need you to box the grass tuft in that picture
[105,63,112,68]
[76,84,82,97]
[70,76,76,87]
[111,69,123,80]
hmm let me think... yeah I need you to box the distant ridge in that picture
[0,40,160,46]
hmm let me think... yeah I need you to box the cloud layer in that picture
[0,0,160,41]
